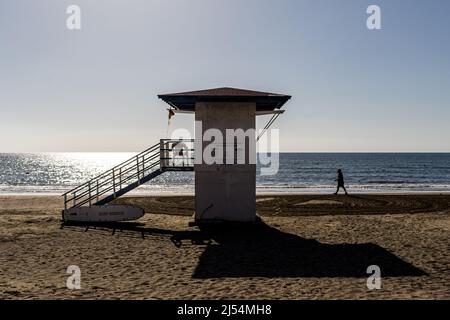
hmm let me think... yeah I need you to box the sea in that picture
[0,153,450,195]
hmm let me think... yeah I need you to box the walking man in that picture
[334,169,348,195]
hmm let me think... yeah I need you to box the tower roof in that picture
[158,87,291,111]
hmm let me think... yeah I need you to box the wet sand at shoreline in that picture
[0,194,449,299]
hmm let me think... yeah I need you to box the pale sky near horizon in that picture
[1,0,449,152]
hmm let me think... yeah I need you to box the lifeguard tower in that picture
[62,87,291,224]
[159,88,291,222]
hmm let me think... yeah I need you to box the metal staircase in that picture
[62,139,194,211]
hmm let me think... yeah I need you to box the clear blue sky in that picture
[1,0,449,152]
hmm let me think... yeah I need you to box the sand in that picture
[0,194,449,300]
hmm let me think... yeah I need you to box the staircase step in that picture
[95,169,163,205]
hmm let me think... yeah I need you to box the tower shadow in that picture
[61,220,426,279]
[192,221,427,278]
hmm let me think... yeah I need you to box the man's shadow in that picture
[62,220,426,279]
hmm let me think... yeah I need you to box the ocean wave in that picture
[1,153,450,195]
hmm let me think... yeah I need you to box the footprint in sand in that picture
[256,198,275,203]
[295,200,344,206]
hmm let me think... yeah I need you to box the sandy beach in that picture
[0,194,449,300]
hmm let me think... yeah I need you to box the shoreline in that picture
[2,193,450,218]
[2,190,450,197]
